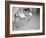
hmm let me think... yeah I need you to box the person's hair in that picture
[23,8,30,13]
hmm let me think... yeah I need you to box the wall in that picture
[0,0,46,38]
[6,0,45,3]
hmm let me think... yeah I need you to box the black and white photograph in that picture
[12,7,40,31]
[5,1,45,37]
[10,4,43,34]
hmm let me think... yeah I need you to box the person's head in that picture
[23,8,32,13]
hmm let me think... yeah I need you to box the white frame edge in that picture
[10,4,43,34]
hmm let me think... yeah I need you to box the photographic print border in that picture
[10,4,42,34]
[5,1,45,37]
